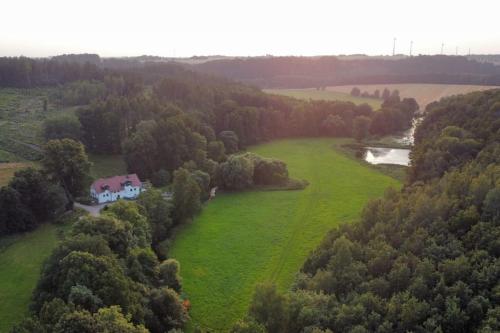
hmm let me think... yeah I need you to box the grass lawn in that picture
[265,88,382,109]
[0,223,64,332]
[89,154,127,179]
[170,138,401,331]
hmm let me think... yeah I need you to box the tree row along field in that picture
[326,83,497,110]
[169,138,401,331]
[264,89,383,109]
[267,84,498,111]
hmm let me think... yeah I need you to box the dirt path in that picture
[73,202,106,217]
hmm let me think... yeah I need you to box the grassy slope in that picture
[170,138,400,331]
[326,83,497,110]
[0,224,61,332]
[265,88,382,109]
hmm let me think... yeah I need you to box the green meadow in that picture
[0,224,61,332]
[170,138,400,331]
[265,88,383,109]
[0,213,79,333]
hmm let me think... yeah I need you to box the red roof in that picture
[91,174,142,194]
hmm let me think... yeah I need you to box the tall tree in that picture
[172,168,201,223]
[9,167,67,222]
[352,116,371,141]
[42,139,91,202]
[43,115,82,142]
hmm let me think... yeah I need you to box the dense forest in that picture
[235,89,500,333]
[194,55,500,88]
[0,57,103,87]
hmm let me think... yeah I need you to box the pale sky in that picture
[2,0,500,58]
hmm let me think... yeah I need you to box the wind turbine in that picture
[410,41,413,56]
[393,38,396,56]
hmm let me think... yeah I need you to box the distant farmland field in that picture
[170,138,400,331]
[265,88,383,109]
[327,83,498,109]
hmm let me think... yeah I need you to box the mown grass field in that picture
[265,88,383,109]
[170,138,401,331]
[0,223,64,332]
[326,83,498,110]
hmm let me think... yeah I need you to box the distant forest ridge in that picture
[3,53,500,88]
[192,55,500,88]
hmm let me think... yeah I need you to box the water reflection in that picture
[365,147,410,166]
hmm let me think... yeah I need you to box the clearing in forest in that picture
[170,138,400,331]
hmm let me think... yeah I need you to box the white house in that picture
[90,174,144,204]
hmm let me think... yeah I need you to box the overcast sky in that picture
[2,0,500,58]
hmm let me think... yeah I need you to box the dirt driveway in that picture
[74,202,107,217]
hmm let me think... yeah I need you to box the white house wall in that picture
[91,186,143,204]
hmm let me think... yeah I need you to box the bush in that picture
[43,115,82,142]
[253,158,288,186]
[217,154,254,190]
[159,259,182,292]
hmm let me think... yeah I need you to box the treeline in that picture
[234,89,500,333]
[350,86,399,100]
[0,57,103,88]
[194,55,500,88]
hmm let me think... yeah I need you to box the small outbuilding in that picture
[90,174,144,204]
